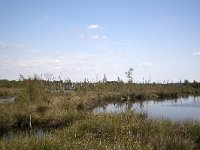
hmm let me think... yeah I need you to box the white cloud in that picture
[48,59,60,63]
[87,24,100,29]
[90,35,107,40]
[139,61,153,66]
[2,57,61,69]
[193,51,200,56]
[102,35,107,39]
[76,67,81,70]
[0,42,25,50]
[54,66,61,70]
[90,35,100,40]
[17,57,48,68]
[0,51,126,81]
[80,35,85,39]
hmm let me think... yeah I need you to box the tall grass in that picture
[0,78,200,149]
[1,112,200,149]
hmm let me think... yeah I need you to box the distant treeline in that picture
[0,78,200,88]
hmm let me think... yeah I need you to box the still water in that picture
[0,127,49,142]
[0,97,16,104]
[93,96,200,121]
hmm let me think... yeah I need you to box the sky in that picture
[0,0,200,82]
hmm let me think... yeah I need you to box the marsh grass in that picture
[1,112,199,149]
[1,79,200,149]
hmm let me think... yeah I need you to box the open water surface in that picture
[93,96,200,121]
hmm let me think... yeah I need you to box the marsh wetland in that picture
[1,77,200,149]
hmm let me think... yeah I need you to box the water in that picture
[0,127,49,142]
[93,96,200,121]
[0,97,16,104]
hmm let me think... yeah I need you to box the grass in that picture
[1,112,200,149]
[0,78,200,149]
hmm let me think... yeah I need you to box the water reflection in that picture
[93,96,200,121]
[0,97,16,104]
[0,127,49,142]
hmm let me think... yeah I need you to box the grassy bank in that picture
[0,79,200,149]
[1,112,200,150]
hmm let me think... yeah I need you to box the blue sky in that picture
[0,0,200,82]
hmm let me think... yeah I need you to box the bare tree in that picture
[103,74,107,83]
[125,67,134,83]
